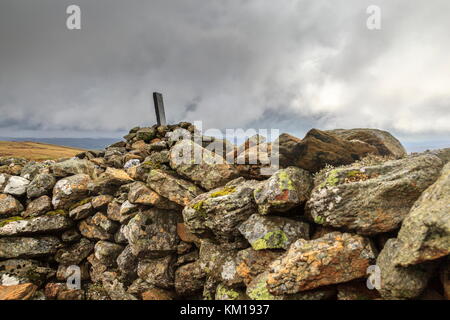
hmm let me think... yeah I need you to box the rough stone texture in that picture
[276,129,379,172]
[183,177,259,244]
[79,213,118,241]
[94,241,124,267]
[3,176,30,196]
[0,193,24,217]
[55,238,95,265]
[23,196,52,218]
[52,174,91,210]
[101,271,138,300]
[327,128,407,159]
[176,223,200,244]
[254,167,312,215]
[267,232,376,294]
[141,288,175,300]
[27,173,56,199]
[146,169,203,206]
[394,162,450,266]
[0,174,9,193]
[169,140,239,190]
[0,259,55,286]
[175,261,206,297]
[215,284,246,300]
[51,158,96,178]
[306,154,443,235]
[0,215,72,236]
[137,255,175,289]
[123,209,179,258]
[376,238,436,300]
[69,201,94,220]
[117,245,138,281]
[91,168,133,195]
[91,195,113,210]
[238,214,310,250]
[337,281,380,300]
[0,236,62,259]
[0,283,37,300]
[235,248,283,286]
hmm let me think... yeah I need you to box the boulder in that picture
[101,271,138,300]
[55,238,95,265]
[79,213,118,241]
[0,194,24,217]
[327,128,407,158]
[376,238,436,299]
[147,169,203,207]
[52,174,91,210]
[51,158,96,177]
[123,209,179,258]
[238,214,310,250]
[27,173,56,199]
[254,167,312,214]
[0,283,37,300]
[266,232,376,294]
[183,178,259,244]
[306,154,443,235]
[3,176,30,197]
[170,140,239,190]
[23,196,52,218]
[137,255,175,289]
[0,215,72,236]
[0,259,55,286]
[94,241,124,267]
[0,236,62,259]
[0,174,9,192]
[174,261,206,297]
[276,129,379,172]
[91,168,133,195]
[394,162,450,266]
[117,245,138,281]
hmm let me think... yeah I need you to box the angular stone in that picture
[267,232,376,294]
[61,229,81,243]
[123,209,179,258]
[69,201,94,220]
[176,223,200,244]
[235,248,283,286]
[174,261,206,297]
[183,178,259,244]
[23,196,52,218]
[376,238,436,299]
[337,281,380,300]
[117,245,138,281]
[277,129,379,172]
[51,158,96,178]
[0,174,9,193]
[327,128,407,159]
[20,162,46,181]
[147,169,203,207]
[91,168,133,195]
[0,283,37,300]
[55,238,95,265]
[254,167,312,214]
[0,259,55,286]
[4,176,30,196]
[142,288,174,300]
[0,236,62,259]
[169,140,239,190]
[238,214,310,250]
[94,241,124,267]
[79,213,118,241]
[306,154,443,235]
[0,194,24,217]
[0,215,72,236]
[101,271,137,300]
[394,162,450,266]
[137,255,175,289]
[91,195,113,210]
[215,284,246,300]
[26,173,56,199]
[52,174,91,210]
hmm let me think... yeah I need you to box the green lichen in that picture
[46,209,67,216]
[277,170,296,191]
[252,230,288,250]
[216,284,241,300]
[0,216,24,228]
[247,277,277,300]
[191,200,207,218]
[142,161,161,170]
[314,215,326,225]
[210,186,237,198]
[318,169,340,189]
[68,197,92,211]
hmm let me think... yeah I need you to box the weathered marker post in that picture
[153,92,167,126]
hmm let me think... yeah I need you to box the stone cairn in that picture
[0,123,448,300]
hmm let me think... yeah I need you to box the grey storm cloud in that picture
[0,0,449,142]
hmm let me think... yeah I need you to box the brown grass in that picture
[0,141,85,161]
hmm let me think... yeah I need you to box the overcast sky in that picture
[0,0,449,146]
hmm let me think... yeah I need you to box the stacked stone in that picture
[0,123,448,300]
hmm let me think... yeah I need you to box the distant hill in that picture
[0,137,119,151]
[0,141,85,161]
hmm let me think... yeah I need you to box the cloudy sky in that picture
[0,0,449,148]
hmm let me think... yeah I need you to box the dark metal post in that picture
[153,92,167,126]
